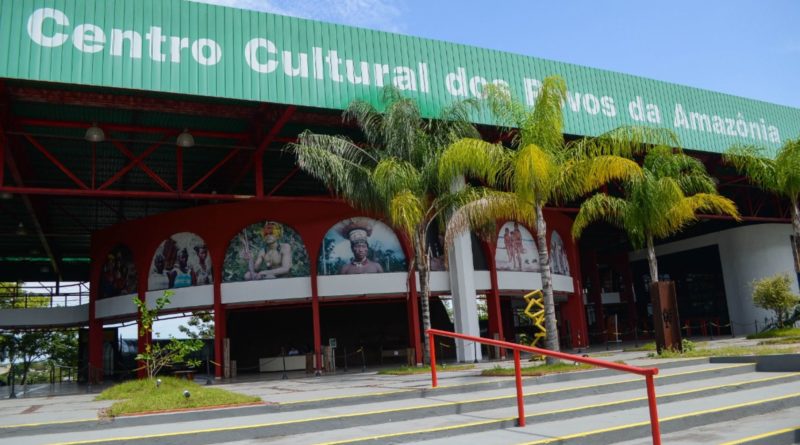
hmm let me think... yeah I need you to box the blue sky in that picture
[194,0,800,108]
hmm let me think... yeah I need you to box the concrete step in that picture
[233,374,800,445]
[616,407,800,444]
[11,368,799,445]
[0,361,747,438]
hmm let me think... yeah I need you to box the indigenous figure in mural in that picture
[170,248,194,288]
[511,222,525,271]
[99,245,137,298]
[223,221,310,282]
[148,253,169,290]
[339,220,384,274]
[148,233,213,291]
[318,217,407,275]
[243,222,293,280]
[503,227,515,268]
[192,244,213,285]
[495,221,540,272]
[551,231,571,276]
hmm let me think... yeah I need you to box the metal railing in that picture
[427,328,662,445]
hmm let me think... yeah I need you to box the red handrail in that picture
[427,328,661,445]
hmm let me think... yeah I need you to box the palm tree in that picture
[724,139,800,263]
[573,145,741,283]
[287,87,481,364]
[438,76,643,361]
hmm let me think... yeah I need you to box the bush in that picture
[752,274,800,328]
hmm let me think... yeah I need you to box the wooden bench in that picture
[174,370,195,381]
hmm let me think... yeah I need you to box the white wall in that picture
[629,223,799,335]
[0,305,88,328]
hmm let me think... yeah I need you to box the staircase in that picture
[3,357,800,444]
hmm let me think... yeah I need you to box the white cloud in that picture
[191,0,407,33]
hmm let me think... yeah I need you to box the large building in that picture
[1,0,798,380]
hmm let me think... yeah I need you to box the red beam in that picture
[24,134,88,190]
[186,148,242,193]
[255,106,296,197]
[16,118,249,141]
[110,140,174,192]
[266,167,300,197]
[0,185,253,201]
[98,136,169,190]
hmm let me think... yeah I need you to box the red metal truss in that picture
[0,107,303,200]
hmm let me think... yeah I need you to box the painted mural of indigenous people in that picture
[148,253,170,290]
[243,222,293,280]
[171,248,193,288]
[511,222,525,271]
[551,231,571,276]
[192,244,213,285]
[503,227,515,266]
[339,220,384,275]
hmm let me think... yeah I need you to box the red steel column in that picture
[486,243,505,349]
[311,268,322,374]
[407,269,423,365]
[213,265,225,378]
[88,265,103,383]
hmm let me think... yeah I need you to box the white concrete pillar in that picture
[447,177,482,362]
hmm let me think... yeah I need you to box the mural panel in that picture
[495,222,540,272]
[223,221,310,282]
[148,233,213,291]
[99,245,137,299]
[550,231,571,276]
[319,217,407,275]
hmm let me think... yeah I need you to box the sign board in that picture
[1,0,798,154]
[328,338,337,348]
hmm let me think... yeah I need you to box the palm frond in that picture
[572,193,629,239]
[569,126,679,158]
[512,143,555,204]
[389,190,425,238]
[519,76,566,153]
[557,155,642,202]
[292,130,378,165]
[775,138,800,200]
[344,99,384,148]
[438,138,511,189]
[723,144,779,192]
[371,158,422,202]
[444,191,535,250]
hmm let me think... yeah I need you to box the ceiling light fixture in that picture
[16,222,28,236]
[176,128,195,148]
[84,122,105,142]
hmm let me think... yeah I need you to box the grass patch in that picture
[377,364,475,375]
[96,377,260,417]
[651,345,799,359]
[481,362,594,377]
[626,342,656,352]
[757,337,800,345]
[747,327,800,339]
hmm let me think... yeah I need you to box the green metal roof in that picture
[2,0,798,155]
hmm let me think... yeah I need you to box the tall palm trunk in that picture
[535,205,560,363]
[792,201,800,270]
[416,229,432,364]
[646,235,659,284]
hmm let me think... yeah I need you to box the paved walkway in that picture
[0,335,773,427]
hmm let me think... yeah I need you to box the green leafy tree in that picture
[438,77,643,362]
[134,291,203,379]
[1,283,74,386]
[752,273,800,328]
[724,138,800,266]
[573,145,740,283]
[178,311,214,340]
[288,87,481,364]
